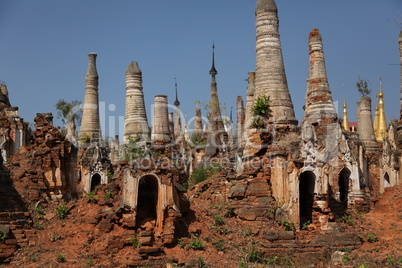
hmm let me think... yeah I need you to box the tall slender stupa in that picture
[173,78,182,141]
[79,53,101,141]
[254,0,297,125]
[124,61,150,143]
[205,44,227,155]
[375,79,387,141]
[303,29,337,124]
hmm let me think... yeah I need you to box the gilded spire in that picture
[376,78,387,141]
[342,97,349,131]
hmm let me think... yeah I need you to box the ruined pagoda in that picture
[205,44,227,155]
[79,53,101,142]
[254,0,297,125]
[124,61,150,144]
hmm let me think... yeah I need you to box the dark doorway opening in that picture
[136,175,159,227]
[339,168,351,208]
[384,172,390,189]
[90,173,101,192]
[299,171,315,228]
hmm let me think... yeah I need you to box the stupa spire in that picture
[79,52,101,142]
[342,97,349,131]
[303,28,337,124]
[376,78,387,141]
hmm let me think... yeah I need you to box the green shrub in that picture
[339,215,355,226]
[212,240,225,251]
[103,190,114,201]
[250,95,272,129]
[196,256,208,268]
[86,258,94,267]
[84,190,98,204]
[366,233,379,243]
[281,220,295,231]
[340,247,351,253]
[56,254,66,263]
[225,205,236,218]
[0,230,7,242]
[56,203,68,219]
[130,233,141,248]
[213,215,225,226]
[188,236,205,250]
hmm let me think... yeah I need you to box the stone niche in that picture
[121,165,181,244]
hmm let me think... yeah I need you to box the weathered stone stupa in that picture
[357,96,378,152]
[151,95,171,143]
[205,44,227,155]
[254,0,297,125]
[79,53,101,141]
[303,29,337,124]
[124,61,150,143]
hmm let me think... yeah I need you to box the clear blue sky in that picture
[0,0,401,139]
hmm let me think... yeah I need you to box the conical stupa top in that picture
[256,0,277,13]
[342,97,349,131]
[399,31,402,43]
[174,78,180,106]
[209,43,218,77]
[376,78,387,141]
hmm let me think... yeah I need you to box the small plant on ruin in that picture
[49,232,62,242]
[33,222,44,230]
[84,189,98,204]
[213,214,225,226]
[251,95,272,129]
[121,135,144,161]
[342,254,353,263]
[187,235,205,250]
[281,220,295,231]
[366,233,379,243]
[212,240,226,251]
[301,220,310,230]
[56,253,66,263]
[56,203,68,219]
[225,205,236,218]
[242,239,266,264]
[196,256,208,268]
[106,170,114,183]
[103,190,114,201]
[356,77,371,97]
[86,258,94,267]
[82,135,91,144]
[340,247,351,253]
[0,230,7,242]
[130,233,141,248]
[178,238,186,248]
[190,132,207,147]
[358,264,368,268]
[29,254,37,262]
[339,214,355,227]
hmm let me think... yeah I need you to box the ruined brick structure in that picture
[1,0,402,264]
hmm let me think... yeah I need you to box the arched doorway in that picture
[136,175,159,227]
[90,173,101,192]
[299,171,315,228]
[339,167,351,208]
[384,172,391,189]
